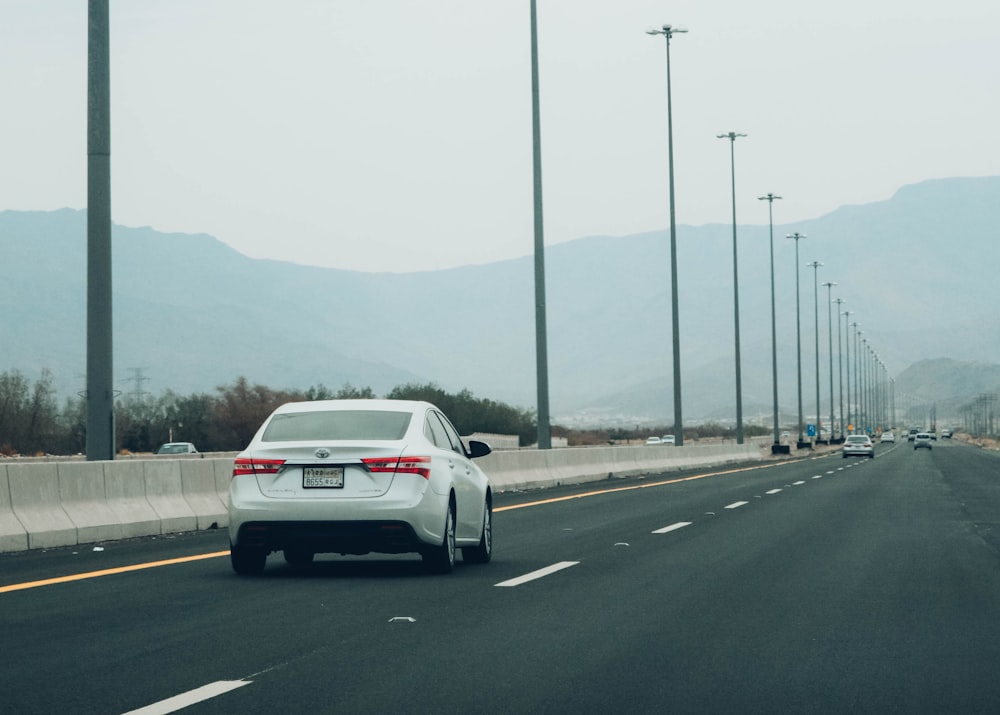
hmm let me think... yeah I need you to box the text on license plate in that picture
[303,467,344,488]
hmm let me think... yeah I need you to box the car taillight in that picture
[232,457,285,477]
[362,456,431,479]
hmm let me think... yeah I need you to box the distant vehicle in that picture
[781,431,790,439]
[661,435,676,445]
[842,434,874,459]
[941,428,953,438]
[645,436,662,445]
[155,442,198,455]
[908,429,919,442]
[228,399,493,575]
[880,432,895,443]
[914,433,933,450]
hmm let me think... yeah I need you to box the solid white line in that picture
[765,488,782,495]
[793,480,807,485]
[495,561,579,587]
[123,680,251,715]
[653,521,693,534]
[724,501,748,510]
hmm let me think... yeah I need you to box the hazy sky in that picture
[2,1,998,273]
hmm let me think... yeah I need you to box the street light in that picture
[843,310,853,432]
[823,281,837,441]
[787,233,807,446]
[647,23,687,445]
[834,298,846,438]
[808,261,823,442]
[529,0,551,449]
[718,132,747,444]
[758,193,782,453]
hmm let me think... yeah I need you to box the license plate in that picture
[303,467,344,488]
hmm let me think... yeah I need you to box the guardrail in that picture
[0,442,764,553]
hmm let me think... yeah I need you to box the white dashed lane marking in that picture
[495,561,580,587]
[653,521,693,534]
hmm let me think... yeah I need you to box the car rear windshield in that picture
[262,410,412,442]
[846,436,868,443]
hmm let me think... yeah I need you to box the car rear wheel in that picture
[231,543,266,575]
[423,501,456,574]
[462,500,493,564]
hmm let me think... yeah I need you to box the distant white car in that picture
[842,434,874,459]
[645,436,662,445]
[880,432,895,443]
[661,435,676,445]
[155,442,198,455]
[914,433,933,450]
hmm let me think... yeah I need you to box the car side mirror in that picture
[467,440,492,459]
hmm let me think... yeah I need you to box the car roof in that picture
[270,399,437,415]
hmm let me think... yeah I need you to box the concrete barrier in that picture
[141,459,198,534]
[179,459,227,530]
[7,462,77,549]
[57,461,125,544]
[0,466,29,552]
[104,460,162,539]
[0,442,767,553]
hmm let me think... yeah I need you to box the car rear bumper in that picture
[234,519,426,555]
[228,475,449,554]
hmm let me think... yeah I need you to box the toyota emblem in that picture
[315,448,330,459]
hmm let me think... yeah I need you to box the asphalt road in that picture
[3,439,1000,714]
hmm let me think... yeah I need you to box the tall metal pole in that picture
[823,281,837,441]
[759,194,782,452]
[823,281,837,444]
[87,0,114,461]
[834,298,845,439]
[787,233,806,446]
[808,261,822,441]
[806,261,823,442]
[853,327,862,433]
[648,24,687,445]
[843,311,853,433]
[529,0,550,449]
[718,132,746,443]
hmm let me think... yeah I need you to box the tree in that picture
[212,377,297,450]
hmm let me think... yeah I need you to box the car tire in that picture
[231,543,266,575]
[283,548,314,567]
[423,500,456,574]
[462,499,493,564]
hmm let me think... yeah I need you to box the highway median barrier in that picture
[0,442,765,553]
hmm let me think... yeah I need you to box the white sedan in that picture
[228,399,493,575]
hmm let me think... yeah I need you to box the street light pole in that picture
[529,0,551,449]
[787,233,807,447]
[718,132,747,443]
[758,193,782,453]
[834,298,846,439]
[823,281,837,441]
[648,23,687,445]
[87,0,114,461]
[852,325,862,433]
[843,311,853,432]
[808,261,823,442]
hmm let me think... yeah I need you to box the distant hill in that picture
[1,176,998,426]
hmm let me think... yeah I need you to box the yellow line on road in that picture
[2,459,799,593]
[0,550,230,594]
[494,462,777,512]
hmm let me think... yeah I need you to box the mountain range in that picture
[2,176,998,427]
